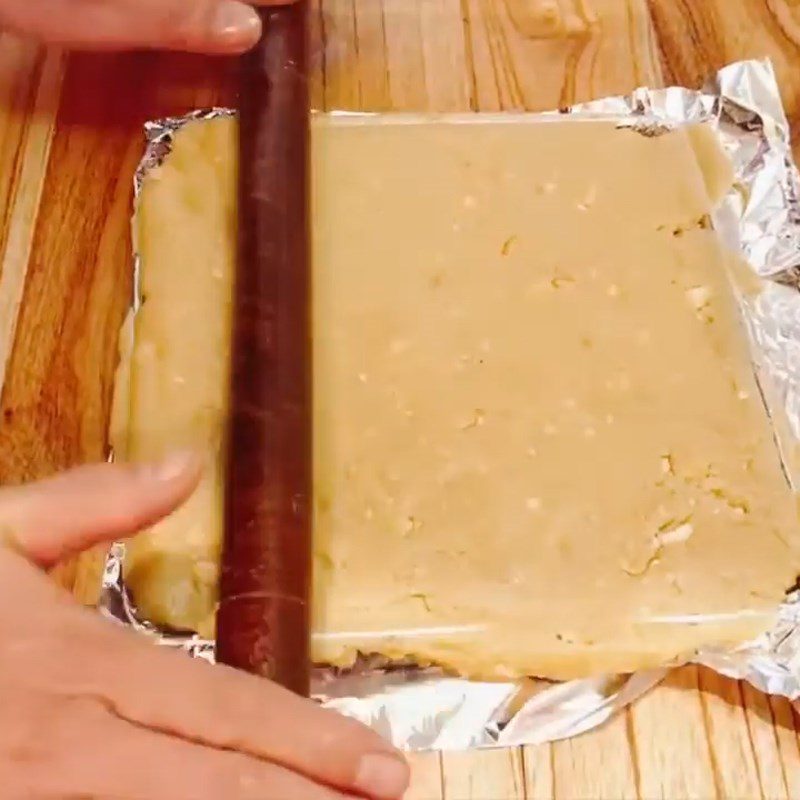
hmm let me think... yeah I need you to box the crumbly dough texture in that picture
[118,115,800,681]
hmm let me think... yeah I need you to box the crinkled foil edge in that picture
[99,59,800,750]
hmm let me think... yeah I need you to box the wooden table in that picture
[2,1,800,797]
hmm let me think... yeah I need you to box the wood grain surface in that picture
[2,1,800,797]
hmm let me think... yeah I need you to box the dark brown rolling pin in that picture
[217,0,312,696]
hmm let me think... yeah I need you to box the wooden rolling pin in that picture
[216,0,312,696]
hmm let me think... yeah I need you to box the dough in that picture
[120,119,234,635]
[118,114,800,680]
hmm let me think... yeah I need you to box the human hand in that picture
[0,0,299,54]
[0,455,409,799]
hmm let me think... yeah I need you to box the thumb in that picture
[0,454,203,568]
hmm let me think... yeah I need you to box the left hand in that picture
[0,0,299,54]
[0,456,410,799]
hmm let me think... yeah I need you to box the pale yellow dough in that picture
[118,115,800,681]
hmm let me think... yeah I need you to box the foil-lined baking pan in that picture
[100,59,800,749]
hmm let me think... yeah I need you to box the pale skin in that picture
[0,2,409,799]
[0,0,298,53]
[0,456,409,799]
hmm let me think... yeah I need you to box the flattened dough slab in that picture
[118,115,800,680]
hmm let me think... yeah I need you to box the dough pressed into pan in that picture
[116,115,800,680]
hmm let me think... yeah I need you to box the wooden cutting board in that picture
[2,1,800,797]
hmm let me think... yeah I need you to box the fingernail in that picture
[354,753,410,800]
[149,450,201,483]
[213,1,261,44]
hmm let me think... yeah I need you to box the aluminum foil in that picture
[101,58,800,750]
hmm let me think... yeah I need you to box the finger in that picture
[100,638,410,800]
[0,0,293,55]
[108,727,354,800]
[0,454,202,567]
[7,691,351,800]
[0,525,409,799]
[9,575,409,800]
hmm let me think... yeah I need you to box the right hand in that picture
[0,0,299,54]
[0,456,409,799]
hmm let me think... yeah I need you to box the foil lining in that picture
[101,59,800,750]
